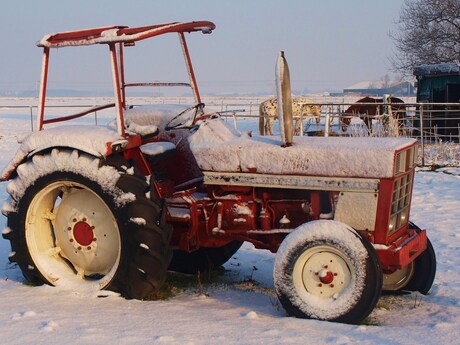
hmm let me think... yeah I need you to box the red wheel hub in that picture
[73,221,94,246]
[319,269,334,284]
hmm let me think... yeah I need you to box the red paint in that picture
[319,271,334,284]
[73,221,94,246]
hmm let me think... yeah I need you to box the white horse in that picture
[259,97,321,135]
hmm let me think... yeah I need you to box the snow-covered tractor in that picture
[1,21,435,324]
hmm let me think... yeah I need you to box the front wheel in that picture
[274,220,382,324]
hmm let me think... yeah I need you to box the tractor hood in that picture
[188,118,417,179]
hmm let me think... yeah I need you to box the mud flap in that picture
[275,51,294,147]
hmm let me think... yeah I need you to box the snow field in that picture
[0,98,459,344]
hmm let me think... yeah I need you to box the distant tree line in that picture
[390,0,460,77]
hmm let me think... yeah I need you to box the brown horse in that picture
[340,96,406,134]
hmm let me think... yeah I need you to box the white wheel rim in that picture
[293,245,353,300]
[25,181,121,291]
[383,263,414,291]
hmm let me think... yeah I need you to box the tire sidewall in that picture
[405,238,436,294]
[274,220,382,323]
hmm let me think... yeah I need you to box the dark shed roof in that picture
[414,63,460,77]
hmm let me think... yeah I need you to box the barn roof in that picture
[344,80,410,90]
[413,63,460,77]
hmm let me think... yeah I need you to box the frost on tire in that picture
[2,149,172,299]
[274,220,382,324]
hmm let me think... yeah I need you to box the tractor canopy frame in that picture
[35,21,216,136]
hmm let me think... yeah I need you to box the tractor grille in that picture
[389,172,413,235]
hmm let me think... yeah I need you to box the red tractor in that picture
[1,21,435,324]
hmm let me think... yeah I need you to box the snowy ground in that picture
[0,98,459,344]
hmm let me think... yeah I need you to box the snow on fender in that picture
[274,220,382,324]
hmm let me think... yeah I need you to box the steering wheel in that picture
[165,103,205,130]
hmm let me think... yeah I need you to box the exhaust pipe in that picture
[276,51,293,147]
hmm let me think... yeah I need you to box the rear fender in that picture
[1,125,128,181]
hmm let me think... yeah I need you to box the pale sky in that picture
[0,0,406,95]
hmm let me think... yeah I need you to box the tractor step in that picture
[140,142,176,163]
[167,206,191,222]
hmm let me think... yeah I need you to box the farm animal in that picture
[340,96,406,134]
[259,97,321,136]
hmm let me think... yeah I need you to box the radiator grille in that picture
[389,172,412,235]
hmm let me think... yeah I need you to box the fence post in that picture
[299,104,304,136]
[420,105,425,166]
[29,106,34,131]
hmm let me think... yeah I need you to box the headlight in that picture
[395,146,417,175]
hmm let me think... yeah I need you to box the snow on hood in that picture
[189,118,417,178]
[1,125,122,180]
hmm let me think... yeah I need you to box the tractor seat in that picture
[124,104,191,129]
[140,141,177,163]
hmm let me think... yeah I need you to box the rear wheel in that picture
[382,222,436,294]
[3,149,172,298]
[274,220,382,324]
[382,263,415,291]
[404,238,436,294]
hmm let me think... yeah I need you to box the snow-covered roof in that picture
[344,80,410,90]
[413,63,460,77]
[344,81,385,90]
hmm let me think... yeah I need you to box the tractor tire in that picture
[2,149,172,299]
[274,220,382,324]
[168,241,243,274]
[404,237,436,294]
[382,223,436,295]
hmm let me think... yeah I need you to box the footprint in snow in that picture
[11,311,37,320]
[40,320,58,332]
[326,336,352,345]
[153,335,176,343]
[434,322,454,329]
[242,311,259,319]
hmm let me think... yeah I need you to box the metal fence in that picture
[214,99,460,167]
[1,97,459,167]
